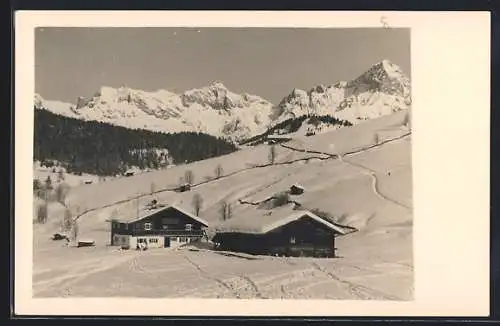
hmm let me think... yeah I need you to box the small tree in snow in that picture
[373,133,380,145]
[44,176,53,192]
[33,179,42,192]
[62,207,73,233]
[184,170,194,185]
[36,203,48,224]
[268,145,277,164]
[192,193,203,216]
[55,182,70,205]
[150,182,156,195]
[219,201,232,221]
[402,111,412,130]
[70,219,79,243]
[57,170,65,182]
[214,164,224,179]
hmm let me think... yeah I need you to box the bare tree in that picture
[36,203,48,224]
[57,170,65,182]
[33,179,42,192]
[44,175,53,191]
[62,207,73,233]
[268,145,277,164]
[70,219,79,243]
[402,111,411,130]
[192,193,203,216]
[214,164,224,179]
[184,170,194,185]
[219,201,232,221]
[55,182,70,205]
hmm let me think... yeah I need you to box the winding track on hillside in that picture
[280,132,412,211]
[72,130,411,223]
[339,157,411,211]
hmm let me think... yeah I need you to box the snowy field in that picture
[33,110,413,300]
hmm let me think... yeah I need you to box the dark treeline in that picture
[240,114,353,146]
[34,108,238,176]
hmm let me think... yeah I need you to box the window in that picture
[185,224,193,231]
[290,236,296,244]
[144,223,152,231]
[124,224,128,230]
[149,238,158,244]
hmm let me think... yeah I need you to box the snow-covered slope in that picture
[35,59,411,142]
[272,59,411,124]
[33,110,413,299]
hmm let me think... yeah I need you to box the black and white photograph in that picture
[14,11,490,317]
[32,25,413,300]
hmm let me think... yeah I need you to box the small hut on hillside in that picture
[212,204,346,258]
[289,184,305,195]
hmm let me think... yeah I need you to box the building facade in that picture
[111,205,209,250]
[212,208,346,258]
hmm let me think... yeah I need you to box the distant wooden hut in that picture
[176,183,191,192]
[289,184,305,195]
[212,204,346,258]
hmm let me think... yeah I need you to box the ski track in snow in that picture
[311,262,401,301]
[183,254,240,298]
[183,254,267,299]
[34,252,137,297]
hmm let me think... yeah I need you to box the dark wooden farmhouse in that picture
[212,203,346,258]
[110,203,209,250]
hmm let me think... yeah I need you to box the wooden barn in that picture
[289,184,305,195]
[110,204,209,250]
[212,204,346,258]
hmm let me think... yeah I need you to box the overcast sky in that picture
[35,27,411,104]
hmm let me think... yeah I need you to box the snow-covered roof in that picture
[214,203,345,235]
[115,204,209,227]
[291,183,304,190]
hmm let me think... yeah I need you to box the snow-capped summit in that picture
[272,60,411,125]
[35,93,77,117]
[35,59,411,142]
[35,83,275,142]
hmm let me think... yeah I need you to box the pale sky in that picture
[35,27,411,104]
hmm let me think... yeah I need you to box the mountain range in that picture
[34,59,411,142]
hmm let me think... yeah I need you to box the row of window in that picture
[137,237,160,244]
[144,223,193,231]
[114,222,193,231]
